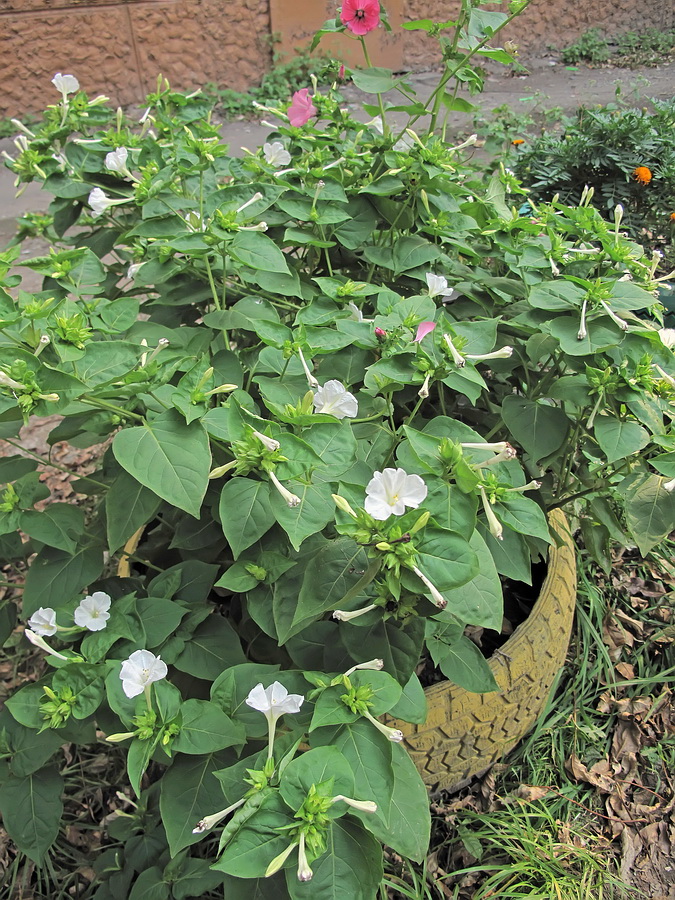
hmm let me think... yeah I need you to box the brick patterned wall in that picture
[1,0,673,117]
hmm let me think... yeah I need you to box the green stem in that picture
[1,437,108,489]
[204,255,222,311]
[80,396,145,423]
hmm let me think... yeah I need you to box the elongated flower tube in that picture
[343,659,384,677]
[265,841,300,878]
[331,795,378,813]
[209,459,238,479]
[362,709,403,742]
[34,335,50,357]
[577,299,588,341]
[297,833,313,882]
[600,301,628,331]
[411,565,447,610]
[297,347,318,388]
[479,486,503,541]
[333,603,377,622]
[192,797,246,834]
[505,480,542,493]
[252,430,281,452]
[465,346,514,362]
[443,333,465,367]
[0,371,24,391]
[461,442,510,452]
[269,471,301,507]
[474,445,518,468]
[418,372,431,399]
[24,629,69,661]
[145,338,170,366]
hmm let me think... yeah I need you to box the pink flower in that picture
[414,321,436,343]
[288,89,317,127]
[338,64,346,81]
[341,0,381,35]
[374,327,387,340]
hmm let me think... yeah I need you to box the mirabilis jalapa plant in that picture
[1,0,675,895]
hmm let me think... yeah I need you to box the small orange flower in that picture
[511,138,525,146]
[670,212,675,221]
[633,166,652,184]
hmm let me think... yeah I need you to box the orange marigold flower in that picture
[633,166,652,184]
[670,212,675,221]
[511,138,525,145]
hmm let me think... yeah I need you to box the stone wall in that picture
[0,0,272,117]
[1,0,673,117]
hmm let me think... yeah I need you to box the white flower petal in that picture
[105,147,128,174]
[74,591,111,631]
[245,681,304,716]
[364,468,427,519]
[27,607,58,636]
[52,73,79,95]
[263,141,291,167]
[119,649,167,698]
[313,380,358,419]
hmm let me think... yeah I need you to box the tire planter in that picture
[392,508,576,793]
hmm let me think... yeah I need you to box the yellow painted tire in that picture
[392,508,576,792]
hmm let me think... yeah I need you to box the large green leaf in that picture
[22,544,104,617]
[502,395,569,463]
[229,231,290,274]
[160,750,235,856]
[0,767,63,863]
[351,743,430,863]
[20,503,84,553]
[287,818,383,900]
[172,700,245,755]
[270,481,334,551]
[173,616,246,680]
[219,477,274,559]
[112,410,210,517]
[594,416,649,464]
[106,469,162,552]
[438,530,503,630]
[619,472,675,556]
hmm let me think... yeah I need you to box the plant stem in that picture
[1,437,108,489]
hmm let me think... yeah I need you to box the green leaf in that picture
[438,530,503,630]
[112,410,211,518]
[270,481,335,551]
[428,627,499,693]
[310,720,394,814]
[416,526,479,591]
[173,615,246,680]
[350,67,397,93]
[351,743,430,863]
[160,750,235,856]
[135,597,187,648]
[0,767,63,863]
[76,341,140,387]
[341,619,425,686]
[106,469,162,553]
[172,700,245,755]
[219,477,274,559]
[22,544,104,618]
[594,417,649,464]
[286,818,383,900]
[229,231,290,274]
[279,746,354,812]
[502,396,569,463]
[276,537,368,643]
[7,723,63,778]
[128,868,170,900]
[212,792,295,878]
[619,472,675,556]
[127,736,158,797]
[20,503,84,553]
